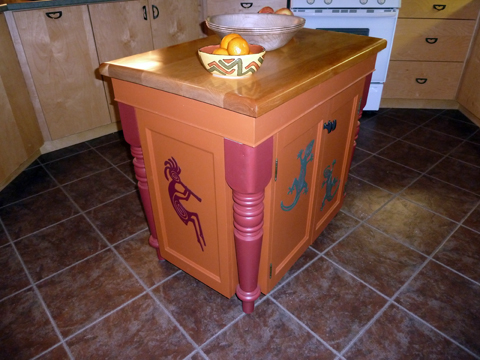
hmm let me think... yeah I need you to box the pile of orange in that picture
[213,34,251,55]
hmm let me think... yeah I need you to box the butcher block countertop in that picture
[99,28,387,118]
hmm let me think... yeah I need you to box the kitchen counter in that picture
[100,28,386,313]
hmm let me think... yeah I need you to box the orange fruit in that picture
[227,37,250,56]
[220,33,242,50]
[213,47,229,55]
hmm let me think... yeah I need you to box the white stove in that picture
[290,0,401,111]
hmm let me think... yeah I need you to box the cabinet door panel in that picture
[89,0,154,63]
[13,6,110,140]
[391,19,475,62]
[399,0,480,19]
[149,0,203,49]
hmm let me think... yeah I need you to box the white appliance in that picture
[290,0,401,111]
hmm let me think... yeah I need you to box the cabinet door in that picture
[13,6,111,140]
[89,0,154,63]
[268,101,328,286]
[399,0,480,20]
[457,27,480,119]
[311,81,362,240]
[206,0,287,16]
[149,0,203,49]
[0,13,43,188]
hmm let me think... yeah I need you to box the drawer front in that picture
[383,61,463,99]
[392,19,475,61]
[206,0,287,16]
[399,0,480,19]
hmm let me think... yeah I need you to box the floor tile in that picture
[275,247,319,287]
[117,161,136,182]
[37,143,90,164]
[272,257,387,352]
[342,176,394,220]
[94,140,133,165]
[360,114,418,138]
[67,294,195,359]
[427,157,480,195]
[0,226,8,247]
[434,226,480,283]
[327,224,426,297]
[0,188,79,240]
[203,298,336,360]
[468,129,480,144]
[350,156,421,193]
[0,166,57,207]
[396,261,480,356]
[37,249,144,337]
[401,126,464,155]
[0,244,31,300]
[15,215,107,282]
[86,131,124,148]
[355,128,396,153]
[0,288,59,360]
[115,230,179,288]
[311,211,360,253]
[85,192,148,245]
[367,197,457,255]
[377,140,444,172]
[151,272,243,345]
[383,108,441,125]
[422,115,479,140]
[449,141,480,167]
[44,150,112,185]
[63,167,135,211]
[463,205,480,232]
[440,110,473,123]
[402,175,480,222]
[344,304,477,360]
[35,344,70,360]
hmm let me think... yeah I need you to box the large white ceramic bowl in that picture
[206,14,305,51]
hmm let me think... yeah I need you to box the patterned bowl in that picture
[198,44,266,78]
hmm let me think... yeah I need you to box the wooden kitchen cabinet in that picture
[383,0,480,104]
[205,0,287,16]
[12,5,111,140]
[0,12,43,190]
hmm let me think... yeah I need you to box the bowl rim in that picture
[198,44,266,56]
[206,13,306,31]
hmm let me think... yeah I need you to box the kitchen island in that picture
[99,28,386,313]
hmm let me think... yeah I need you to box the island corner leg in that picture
[224,137,273,313]
[117,102,163,260]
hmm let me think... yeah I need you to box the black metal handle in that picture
[323,120,337,133]
[425,37,438,44]
[152,5,159,19]
[433,4,446,10]
[416,78,428,84]
[143,5,147,20]
[240,2,253,8]
[45,11,62,19]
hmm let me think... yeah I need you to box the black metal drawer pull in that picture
[45,11,62,19]
[152,5,159,19]
[426,38,438,44]
[416,78,428,84]
[241,2,253,8]
[433,4,446,11]
[143,5,147,20]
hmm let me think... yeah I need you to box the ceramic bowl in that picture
[206,14,305,51]
[198,44,266,78]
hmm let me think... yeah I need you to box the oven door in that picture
[292,9,398,84]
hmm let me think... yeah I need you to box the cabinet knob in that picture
[416,78,428,84]
[240,2,253,8]
[425,38,438,44]
[45,11,62,19]
[433,4,446,11]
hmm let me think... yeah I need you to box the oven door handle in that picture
[295,11,398,18]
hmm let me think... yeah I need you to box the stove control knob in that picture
[377,0,386,3]
[360,0,368,4]
[307,0,315,4]
[324,0,332,4]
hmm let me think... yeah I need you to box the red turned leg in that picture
[224,137,273,313]
[117,102,163,260]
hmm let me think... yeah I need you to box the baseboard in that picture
[380,98,459,109]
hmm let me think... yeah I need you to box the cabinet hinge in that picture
[269,263,273,279]
[274,159,278,181]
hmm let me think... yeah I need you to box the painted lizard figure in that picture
[321,159,339,211]
[281,139,315,211]
[164,157,206,251]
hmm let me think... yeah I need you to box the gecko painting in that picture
[164,157,206,251]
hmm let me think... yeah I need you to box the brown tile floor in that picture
[1,109,479,359]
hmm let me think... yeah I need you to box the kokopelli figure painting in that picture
[164,157,206,251]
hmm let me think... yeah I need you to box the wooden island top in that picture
[99,28,386,119]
